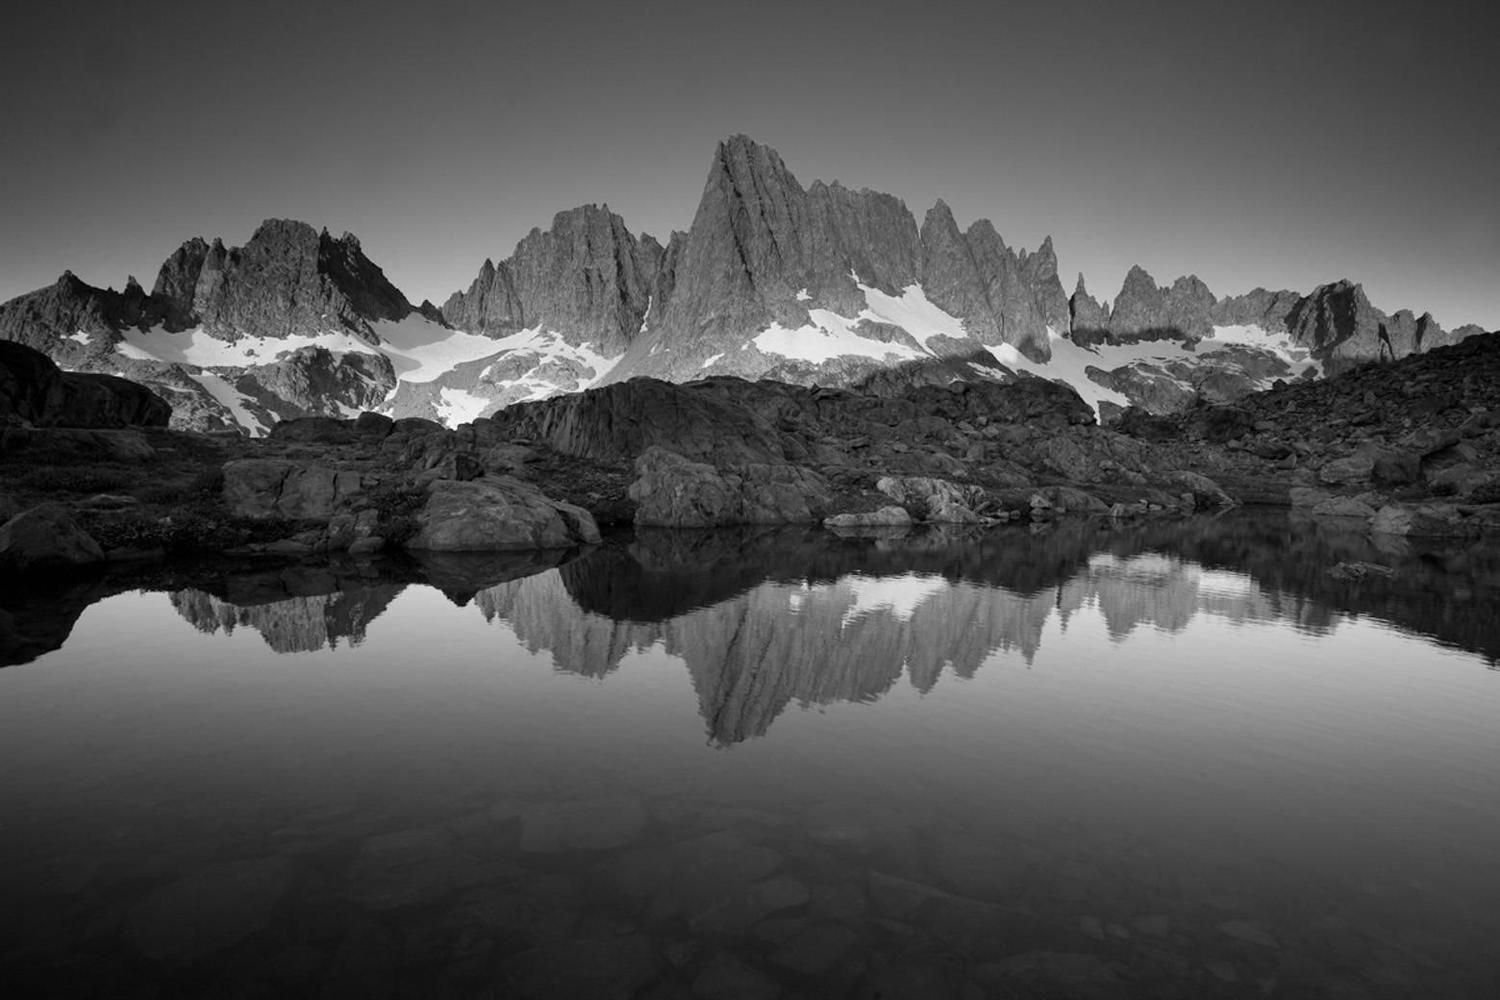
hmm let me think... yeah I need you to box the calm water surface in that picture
[1,513,1498,998]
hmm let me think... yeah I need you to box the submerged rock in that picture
[126,858,291,964]
[519,796,648,853]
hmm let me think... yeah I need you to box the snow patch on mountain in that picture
[752,282,990,366]
[993,329,1133,415]
[471,326,620,386]
[434,386,492,426]
[187,372,270,435]
[1203,323,1323,376]
[755,313,927,364]
[371,315,511,382]
[117,326,375,367]
[861,284,968,344]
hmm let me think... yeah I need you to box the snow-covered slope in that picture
[101,310,626,434]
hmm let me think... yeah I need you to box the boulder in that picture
[875,475,985,522]
[1399,427,1461,457]
[628,446,829,527]
[1371,450,1421,486]
[1310,496,1377,519]
[390,416,446,437]
[1164,470,1235,507]
[1031,485,1110,514]
[1327,561,1394,581]
[268,416,358,444]
[1318,453,1375,485]
[1371,503,1475,537]
[0,505,105,572]
[824,506,913,529]
[222,460,365,519]
[489,378,790,466]
[405,477,600,551]
[1289,486,1331,508]
[353,411,394,437]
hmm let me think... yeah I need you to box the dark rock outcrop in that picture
[0,341,170,427]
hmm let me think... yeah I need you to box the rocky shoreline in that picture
[3,333,1499,577]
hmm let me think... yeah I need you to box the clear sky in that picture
[2,0,1496,328]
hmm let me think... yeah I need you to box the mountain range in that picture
[1,135,1487,435]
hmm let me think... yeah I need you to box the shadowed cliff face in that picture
[7,515,1498,746]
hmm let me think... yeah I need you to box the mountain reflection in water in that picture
[11,515,1500,734]
[178,519,1500,675]
[3,511,1499,998]
[6,512,1498,747]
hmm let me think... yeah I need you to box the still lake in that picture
[1,512,1497,998]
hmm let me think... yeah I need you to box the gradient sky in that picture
[2,0,1496,328]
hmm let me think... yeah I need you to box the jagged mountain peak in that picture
[441,199,657,355]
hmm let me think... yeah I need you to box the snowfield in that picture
[186,372,270,436]
[752,280,963,364]
[434,386,492,426]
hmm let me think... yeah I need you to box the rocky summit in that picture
[0,136,1490,440]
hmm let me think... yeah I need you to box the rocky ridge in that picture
[0,137,1491,436]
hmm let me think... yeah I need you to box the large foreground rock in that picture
[405,477,600,551]
[0,505,105,572]
[222,460,366,519]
